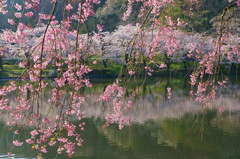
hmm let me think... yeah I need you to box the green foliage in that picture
[0,0,229,33]
[158,0,229,32]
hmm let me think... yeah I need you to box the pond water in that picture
[0,77,240,159]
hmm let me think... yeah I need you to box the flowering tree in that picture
[92,25,141,67]
[0,0,239,158]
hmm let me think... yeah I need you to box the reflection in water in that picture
[0,78,240,159]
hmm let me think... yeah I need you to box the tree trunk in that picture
[183,61,187,72]
[0,56,3,75]
[102,59,108,68]
[125,53,129,65]
[166,61,171,76]
[123,53,129,73]
[230,63,237,74]
[164,51,171,75]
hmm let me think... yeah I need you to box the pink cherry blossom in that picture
[13,140,23,146]
[218,106,224,113]
[128,70,135,76]
[159,64,167,68]
[30,130,39,137]
[14,130,19,135]
[8,19,15,25]
[165,16,175,26]
[93,60,97,64]
[26,139,34,144]
[25,12,34,17]
[14,3,22,11]
[41,146,47,153]
[14,12,22,18]
[66,4,73,10]
[167,87,172,100]
[97,24,104,32]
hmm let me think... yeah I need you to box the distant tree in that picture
[158,0,229,32]
[211,4,240,34]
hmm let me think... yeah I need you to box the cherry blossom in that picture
[13,140,23,146]
[66,4,73,10]
[25,12,34,17]
[14,3,22,11]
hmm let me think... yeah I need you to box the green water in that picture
[0,77,240,159]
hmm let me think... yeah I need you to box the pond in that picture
[0,77,240,159]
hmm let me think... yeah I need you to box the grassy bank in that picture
[0,59,240,79]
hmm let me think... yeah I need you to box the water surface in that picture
[0,77,240,159]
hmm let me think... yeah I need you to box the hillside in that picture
[0,0,232,32]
